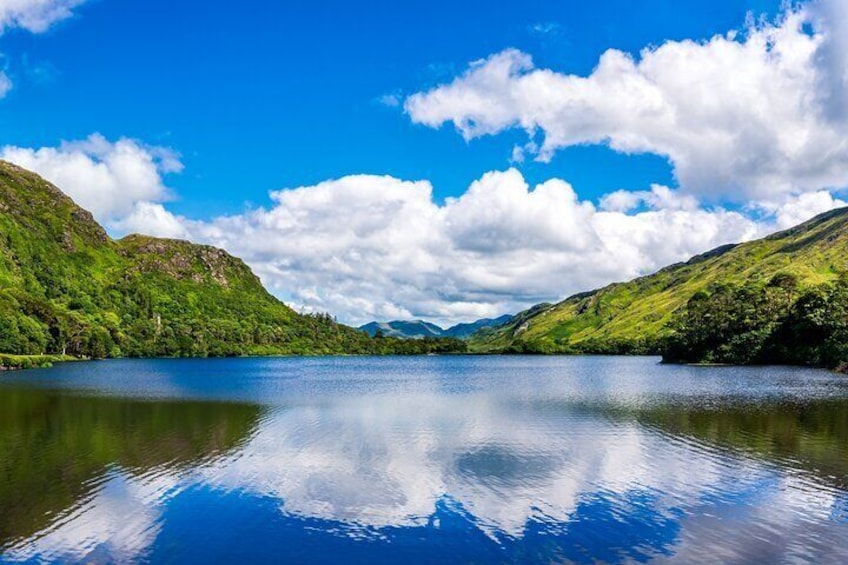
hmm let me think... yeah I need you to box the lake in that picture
[1,356,847,563]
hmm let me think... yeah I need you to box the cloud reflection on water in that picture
[2,357,848,563]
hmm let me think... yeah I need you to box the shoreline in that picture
[2,352,843,375]
[0,354,79,371]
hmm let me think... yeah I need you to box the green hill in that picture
[0,161,464,361]
[470,207,848,354]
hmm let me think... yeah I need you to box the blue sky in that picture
[1,0,846,324]
[0,0,783,216]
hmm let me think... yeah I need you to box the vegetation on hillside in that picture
[663,273,848,370]
[470,207,848,357]
[0,161,465,360]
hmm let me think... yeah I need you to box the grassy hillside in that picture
[0,161,465,359]
[470,207,848,353]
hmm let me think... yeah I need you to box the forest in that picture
[662,273,848,371]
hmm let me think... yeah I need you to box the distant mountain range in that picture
[359,315,513,340]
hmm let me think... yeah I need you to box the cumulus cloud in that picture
[0,0,86,34]
[7,149,815,325]
[811,0,848,122]
[600,184,700,213]
[114,201,190,239]
[761,189,848,229]
[405,2,848,204]
[1,134,182,227]
[113,169,761,325]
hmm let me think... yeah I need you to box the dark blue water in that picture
[1,356,848,563]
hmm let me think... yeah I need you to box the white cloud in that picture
[405,2,848,203]
[123,169,761,326]
[114,201,190,240]
[0,0,87,99]
[600,184,700,213]
[1,134,182,227]
[10,148,818,326]
[529,21,561,37]
[811,0,848,122]
[377,92,402,108]
[0,0,86,34]
[761,189,848,229]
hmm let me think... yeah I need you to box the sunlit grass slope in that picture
[470,208,848,353]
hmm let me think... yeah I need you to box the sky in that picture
[0,0,847,325]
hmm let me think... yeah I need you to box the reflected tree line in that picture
[0,389,262,547]
[633,400,848,488]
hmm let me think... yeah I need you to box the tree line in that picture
[662,272,848,371]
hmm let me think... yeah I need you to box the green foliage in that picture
[0,162,466,359]
[662,273,848,369]
[0,354,71,370]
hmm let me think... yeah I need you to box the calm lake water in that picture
[1,356,847,564]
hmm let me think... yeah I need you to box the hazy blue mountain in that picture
[359,315,513,340]
[441,315,514,338]
[358,321,444,339]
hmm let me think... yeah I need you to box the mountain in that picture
[359,320,444,339]
[0,161,465,362]
[441,315,514,338]
[359,315,513,340]
[469,207,848,353]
